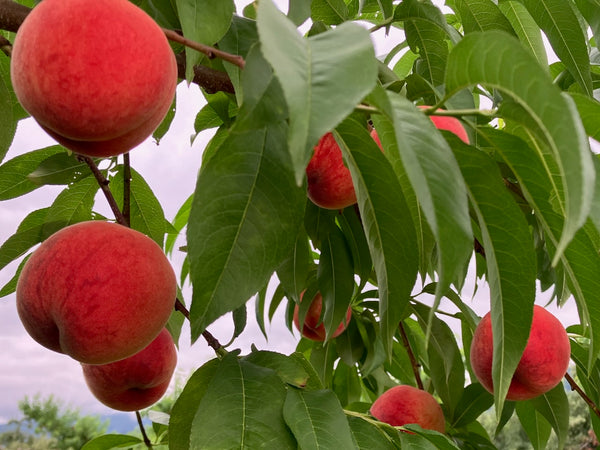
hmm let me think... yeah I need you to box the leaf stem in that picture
[135,410,152,448]
[398,321,424,390]
[162,28,245,69]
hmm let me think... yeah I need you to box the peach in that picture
[82,328,177,411]
[16,221,177,364]
[470,305,571,401]
[10,0,177,157]
[293,291,351,341]
[418,105,470,144]
[370,385,445,433]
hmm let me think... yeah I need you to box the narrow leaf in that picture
[451,0,516,36]
[284,389,357,449]
[446,30,595,263]
[335,116,418,356]
[498,0,548,66]
[257,0,378,183]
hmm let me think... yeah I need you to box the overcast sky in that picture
[0,0,582,426]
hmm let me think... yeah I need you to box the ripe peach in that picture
[306,133,358,210]
[16,221,177,365]
[82,328,177,411]
[10,0,177,157]
[293,291,352,341]
[371,385,445,433]
[470,305,571,401]
[418,105,470,144]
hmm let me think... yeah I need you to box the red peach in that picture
[16,221,177,364]
[82,328,177,411]
[293,291,352,341]
[10,0,177,157]
[470,305,571,401]
[418,105,470,144]
[371,385,445,433]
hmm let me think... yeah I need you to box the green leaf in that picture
[528,383,570,448]
[27,153,92,185]
[169,358,221,450]
[276,227,311,303]
[498,0,548,67]
[283,389,357,449]
[400,425,461,449]
[311,0,349,24]
[189,353,296,449]
[449,0,516,36]
[335,116,418,356]
[569,92,600,142]
[518,0,593,95]
[0,255,29,298]
[0,208,48,272]
[0,53,26,163]
[109,166,166,246]
[451,137,536,413]
[288,0,312,25]
[347,415,399,449]
[186,122,305,340]
[317,226,355,340]
[41,177,100,238]
[153,95,176,144]
[81,434,143,450]
[242,350,310,388]
[574,0,600,46]
[481,128,600,365]
[0,146,64,200]
[516,401,552,450]
[452,383,494,429]
[445,30,595,264]
[165,194,193,256]
[175,0,235,80]
[257,0,378,183]
[412,303,465,419]
[370,89,472,306]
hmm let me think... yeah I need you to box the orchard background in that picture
[1,0,600,448]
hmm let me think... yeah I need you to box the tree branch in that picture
[398,321,424,390]
[175,53,234,94]
[122,153,131,227]
[565,372,600,419]
[174,298,227,357]
[0,34,11,56]
[163,28,245,70]
[0,0,29,33]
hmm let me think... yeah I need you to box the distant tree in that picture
[0,394,108,450]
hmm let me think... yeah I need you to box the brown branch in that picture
[175,298,226,356]
[175,53,235,94]
[163,28,245,70]
[399,321,424,390]
[122,153,131,227]
[135,410,152,448]
[565,372,600,419]
[78,156,128,226]
[0,0,30,33]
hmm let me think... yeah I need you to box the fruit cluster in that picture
[10,0,180,412]
[302,112,570,433]
[16,221,178,411]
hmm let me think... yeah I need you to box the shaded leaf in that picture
[498,0,548,66]
[81,434,143,450]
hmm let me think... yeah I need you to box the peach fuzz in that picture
[82,328,177,411]
[293,291,352,341]
[470,305,571,401]
[10,0,177,157]
[16,221,177,365]
[371,385,445,433]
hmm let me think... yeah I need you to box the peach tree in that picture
[1,0,600,448]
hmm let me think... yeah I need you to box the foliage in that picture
[1,0,600,448]
[0,395,108,450]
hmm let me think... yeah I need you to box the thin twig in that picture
[78,156,128,226]
[565,372,600,419]
[135,410,152,448]
[122,153,131,227]
[163,28,245,69]
[174,298,226,357]
[398,321,424,390]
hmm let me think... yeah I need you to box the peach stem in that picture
[399,321,424,390]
